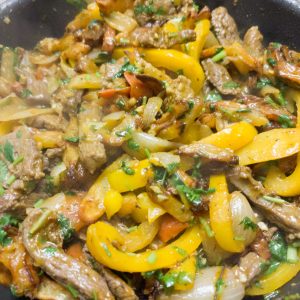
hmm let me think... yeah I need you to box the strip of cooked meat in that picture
[179,142,238,165]
[22,209,114,300]
[243,26,264,58]
[78,101,107,174]
[211,6,242,46]
[229,166,300,233]
[117,27,196,49]
[26,114,67,131]
[202,59,241,95]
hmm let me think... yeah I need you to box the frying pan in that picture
[0,0,300,299]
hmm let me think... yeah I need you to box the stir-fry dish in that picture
[1,0,300,299]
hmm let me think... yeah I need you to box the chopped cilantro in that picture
[278,114,294,128]
[3,141,14,163]
[257,77,273,89]
[134,4,165,16]
[222,81,240,89]
[276,92,287,106]
[43,246,57,255]
[0,214,19,247]
[0,160,8,183]
[57,214,74,242]
[127,139,140,151]
[205,90,222,102]
[44,175,55,194]
[64,136,80,143]
[116,99,126,109]
[267,58,277,67]
[240,217,258,231]
[269,232,287,262]
[94,51,111,65]
[166,163,179,174]
[20,88,32,98]
[215,278,225,295]
[114,59,139,78]
[65,284,79,298]
[101,242,112,257]
[121,161,135,175]
[153,166,167,185]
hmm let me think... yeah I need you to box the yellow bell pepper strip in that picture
[107,159,152,193]
[87,221,202,272]
[236,128,300,166]
[200,121,257,150]
[246,259,300,296]
[209,175,244,253]
[113,48,205,93]
[132,192,166,223]
[185,20,210,60]
[34,131,64,149]
[79,155,129,223]
[0,121,16,136]
[172,255,197,291]
[264,90,300,196]
[121,220,160,253]
[118,192,137,217]
[104,189,124,219]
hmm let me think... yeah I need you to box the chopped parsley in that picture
[127,139,140,151]
[216,278,225,295]
[240,217,258,231]
[257,77,273,89]
[65,284,79,298]
[101,242,112,257]
[0,214,19,247]
[3,141,14,163]
[269,232,287,262]
[278,114,295,128]
[205,90,222,102]
[114,58,139,78]
[121,161,135,175]
[64,136,80,143]
[222,81,240,89]
[57,214,74,242]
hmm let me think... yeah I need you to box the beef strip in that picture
[78,101,107,174]
[243,26,264,58]
[22,209,114,300]
[240,95,296,124]
[117,27,196,48]
[179,142,238,166]
[233,252,265,286]
[202,59,241,95]
[211,6,242,46]
[229,166,300,233]
[26,114,67,131]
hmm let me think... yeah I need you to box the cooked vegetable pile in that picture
[1,0,300,299]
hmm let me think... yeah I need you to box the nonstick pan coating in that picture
[0,0,299,299]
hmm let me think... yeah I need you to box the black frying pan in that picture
[0,0,300,299]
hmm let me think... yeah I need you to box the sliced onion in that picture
[50,162,67,186]
[103,111,126,123]
[0,108,54,122]
[143,97,163,128]
[230,191,257,246]
[132,132,179,152]
[29,52,60,65]
[40,193,66,210]
[150,152,180,169]
[158,267,222,300]
[221,268,245,300]
[104,11,137,32]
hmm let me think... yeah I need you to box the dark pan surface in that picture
[0,0,300,299]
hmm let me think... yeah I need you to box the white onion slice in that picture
[104,11,137,32]
[150,152,180,169]
[143,97,162,128]
[221,268,245,300]
[230,191,257,246]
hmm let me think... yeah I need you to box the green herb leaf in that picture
[116,99,126,109]
[267,58,277,67]
[114,59,139,78]
[3,141,14,163]
[127,139,140,151]
[58,214,75,242]
[269,232,287,261]
[20,88,32,98]
[0,160,8,183]
[240,217,258,231]
[166,163,179,174]
[134,4,165,16]
[153,166,167,185]
[278,114,295,128]
[43,246,57,256]
[216,278,225,295]
[12,156,24,166]
[199,217,214,237]
[64,136,80,143]
[222,81,240,89]
[65,284,79,298]
[257,77,273,89]
[0,214,19,247]
[121,161,135,175]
